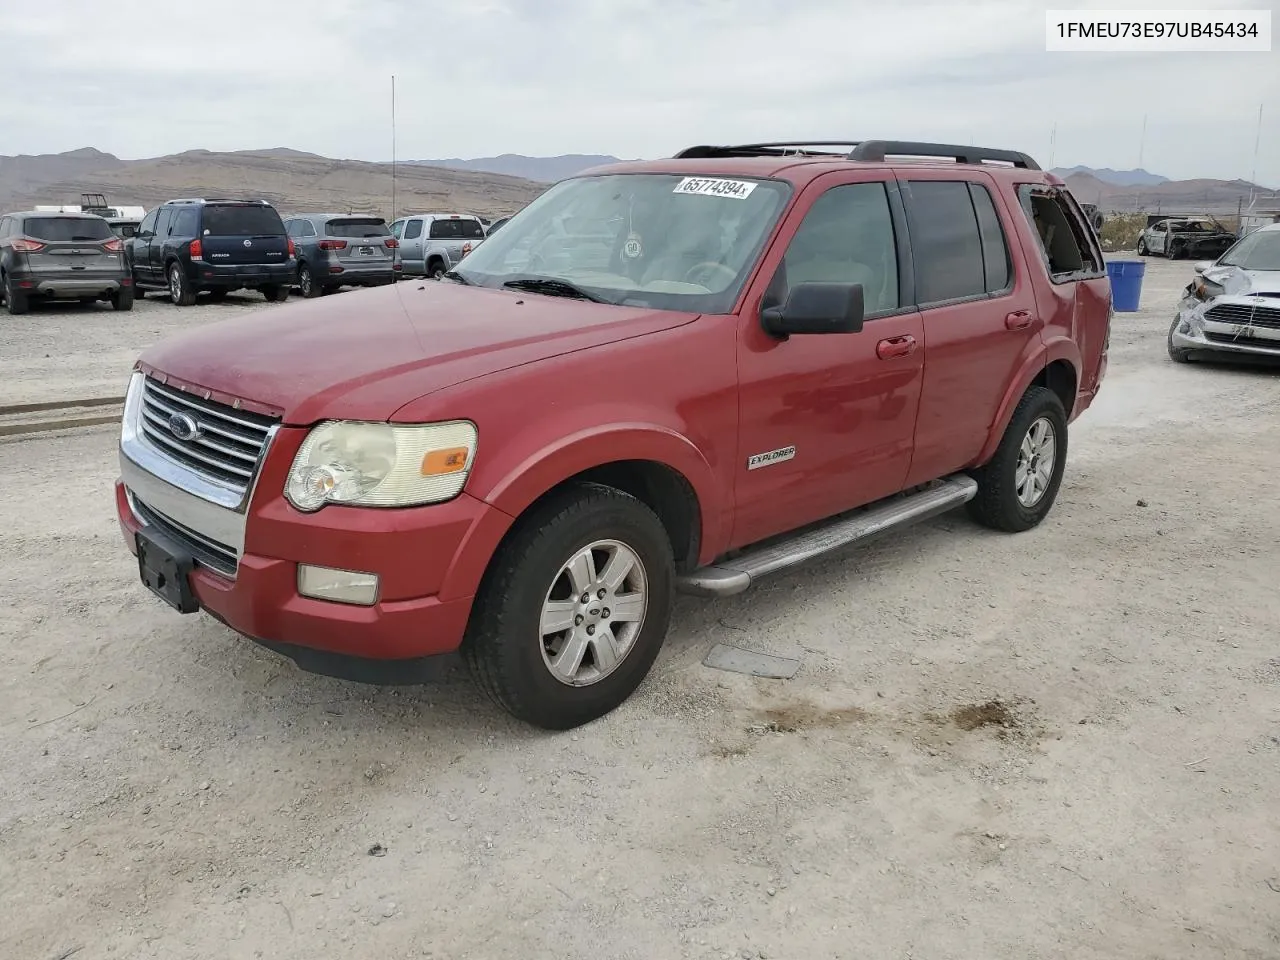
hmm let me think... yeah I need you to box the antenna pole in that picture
[391,74,397,220]
[1138,114,1147,169]
[1049,122,1056,169]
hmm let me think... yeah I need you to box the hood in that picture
[139,281,698,424]
[1201,265,1280,297]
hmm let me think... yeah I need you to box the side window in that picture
[285,220,301,237]
[172,207,199,237]
[404,218,423,240]
[1017,186,1100,280]
[390,220,404,239]
[1153,223,1166,233]
[968,183,1012,293]
[906,180,985,304]
[0,217,10,240]
[138,209,158,237]
[773,182,899,315]
[153,207,174,238]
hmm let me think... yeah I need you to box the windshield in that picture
[24,217,112,241]
[201,204,285,237]
[326,218,390,238]
[451,173,791,312]
[1219,230,1280,271]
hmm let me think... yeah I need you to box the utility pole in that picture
[391,75,397,221]
[1049,122,1057,169]
[1138,114,1147,170]
[1249,103,1263,202]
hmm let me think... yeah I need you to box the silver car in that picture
[388,213,485,279]
[1169,223,1280,364]
[284,214,400,298]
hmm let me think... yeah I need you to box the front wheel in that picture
[967,386,1068,533]
[1168,318,1193,363]
[1136,237,1148,256]
[463,483,674,730]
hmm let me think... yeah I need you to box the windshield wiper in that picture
[442,270,471,285]
[502,277,607,303]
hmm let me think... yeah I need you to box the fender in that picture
[975,335,1081,466]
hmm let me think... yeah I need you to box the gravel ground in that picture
[2,290,277,407]
[2,256,1279,960]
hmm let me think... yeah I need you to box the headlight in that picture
[285,420,477,512]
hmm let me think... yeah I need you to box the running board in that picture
[676,475,978,598]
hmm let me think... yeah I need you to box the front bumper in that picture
[1171,303,1280,360]
[188,261,294,289]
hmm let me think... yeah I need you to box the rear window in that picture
[326,218,390,238]
[23,217,112,242]
[428,218,484,240]
[201,204,285,237]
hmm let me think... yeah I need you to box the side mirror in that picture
[761,282,865,338]
[1193,260,1214,275]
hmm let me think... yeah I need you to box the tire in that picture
[1136,237,1148,256]
[205,288,228,302]
[462,483,674,730]
[262,284,289,303]
[428,260,446,280]
[167,262,196,306]
[966,385,1068,533]
[3,274,30,315]
[1166,242,1180,260]
[1167,318,1193,363]
[297,263,322,299]
[111,287,135,312]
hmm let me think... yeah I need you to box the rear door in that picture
[147,207,175,279]
[900,174,1041,487]
[19,215,122,280]
[199,203,289,266]
[428,215,485,262]
[129,209,159,281]
[324,217,393,267]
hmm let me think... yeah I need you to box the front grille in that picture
[1204,331,1280,351]
[139,377,277,494]
[132,496,238,578]
[1204,302,1280,330]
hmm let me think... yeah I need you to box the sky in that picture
[1,0,1277,185]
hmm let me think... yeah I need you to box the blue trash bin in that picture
[1107,260,1146,312]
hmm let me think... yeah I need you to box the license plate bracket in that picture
[136,528,199,614]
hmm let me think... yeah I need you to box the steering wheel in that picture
[683,261,737,288]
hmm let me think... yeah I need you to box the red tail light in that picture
[103,237,123,253]
[288,238,297,257]
[189,238,203,261]
[11,238,45,253]
[317,239,347,251]
[384,238,399,249]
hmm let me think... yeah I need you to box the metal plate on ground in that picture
[702,643,801,679]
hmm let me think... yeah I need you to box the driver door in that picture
[731,173,925,549]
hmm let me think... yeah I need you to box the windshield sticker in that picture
[622,232,644,259]
[673,177,758,200]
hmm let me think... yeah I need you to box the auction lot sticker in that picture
[673,177,758,199]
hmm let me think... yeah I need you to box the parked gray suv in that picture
[0,211,133,315]
[284,214,401,298]
[388,213,485,279]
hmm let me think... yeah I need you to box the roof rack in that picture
[673,139,1041,170]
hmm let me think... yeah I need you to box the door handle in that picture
[876,335,917,360]
[1005,310,1034,330]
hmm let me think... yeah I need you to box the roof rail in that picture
[674,140,1041,170]
[848,140,1040,169]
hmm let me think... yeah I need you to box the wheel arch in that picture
[975,343,1081,466]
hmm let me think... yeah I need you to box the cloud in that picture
[0,0,1276,183]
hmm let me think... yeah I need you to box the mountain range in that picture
[2,149,1274,219]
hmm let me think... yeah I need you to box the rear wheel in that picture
[967,386,1068,533]
[298,263,322,299]
[111,287,135,312]
[3,275,30,315]
[428,260,446,280]
[1167,241,1181,260]
[463,483,674,730]
[168,263,196,306]
[262,284,289,303]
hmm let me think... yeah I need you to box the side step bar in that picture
[675,475,978,598]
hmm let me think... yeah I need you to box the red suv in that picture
[115,140,1111,730]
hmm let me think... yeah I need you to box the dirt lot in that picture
[2,257,1279,960]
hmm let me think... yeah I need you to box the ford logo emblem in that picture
[243,239,252,248]
[168,413,201,441]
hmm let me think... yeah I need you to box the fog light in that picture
[297,565,379,606]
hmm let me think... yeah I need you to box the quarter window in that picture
[1018,186,1101,279]
[172,207,199,236]
[772,182,900,315]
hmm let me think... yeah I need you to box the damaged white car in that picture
[1169,223,1280,364]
